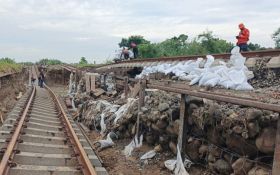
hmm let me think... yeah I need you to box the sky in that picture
[0,0,279,63]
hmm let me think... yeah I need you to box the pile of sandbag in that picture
[136,47,254,90]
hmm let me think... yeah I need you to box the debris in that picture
[123,134,143,157]
[16,92,22,100]
[140,150,156,160]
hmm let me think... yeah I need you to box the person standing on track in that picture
[130,42,138,59]
[236,23,250,52]
[39,70,45,88]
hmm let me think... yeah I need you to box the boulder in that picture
[232,158,253,175]
[213,159,232,175]
[158,103,169,112]
[255,127,276,154]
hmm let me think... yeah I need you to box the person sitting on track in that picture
[236,23,250,52]
[121,47,130,60]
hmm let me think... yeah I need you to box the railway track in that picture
[0,67,107,175]
[95,49,280,71]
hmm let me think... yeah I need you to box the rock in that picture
[158,103,169,112]
[198,145,208,159]
[156,119,168,129]
[213,159,232,175]
[186,96,204,106]
[246,109,263,121]
[169,141,177,155]
[247,122,260,138]
[226,134,258,157]
[207,127,225,146]
[232,125,243,134]
[141,107,148,113]
[185,140,201,162]
[232,158,253,175]
[145,132,157,145]
[208,103,222,119]
[248,166,270,175]
[256,127,276,154]
[154,145,163,152]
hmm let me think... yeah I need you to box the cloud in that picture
[0,0,279,63]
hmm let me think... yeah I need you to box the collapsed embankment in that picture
[69,53,280,175]
[0,68,28,122]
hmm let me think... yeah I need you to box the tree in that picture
[247,43,266,51]
[118,35,150,47]
[272,27,280,48]
[198,30,233,54]
[79,57,88,65]
[37,58,62,65]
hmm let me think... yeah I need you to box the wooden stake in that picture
[136,80,146,138]
[177,94,189,160]
[124,77,128,99]
[273,115,280,175]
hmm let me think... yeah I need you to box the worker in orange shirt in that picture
[236,23,250,52]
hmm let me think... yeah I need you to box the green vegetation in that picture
[272,27,280,48]
[119,31,266,59]
[0,57,22,74]
[37,58,62,65]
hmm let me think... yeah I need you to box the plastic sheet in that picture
[114,98,137,124]
[164,145,190,175]
[123,134,143,157]
[140,150,156,160]
[95,132,116,149]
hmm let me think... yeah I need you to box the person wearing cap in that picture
[236,23,250,52]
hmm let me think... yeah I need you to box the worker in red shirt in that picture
[236,23,250,52]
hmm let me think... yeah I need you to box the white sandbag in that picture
[164,144,190,175]
[123,134,143,157]
[136,47,254,91]
[140,150,156,160]
[95,132,116,149]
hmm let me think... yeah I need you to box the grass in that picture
[0,59,22,74]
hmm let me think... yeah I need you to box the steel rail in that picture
[147,84,280,113]
[60,65,77,73]
[115,76,258,101]
[0,85,36,174]
[44,84,97,175]
[97,49,280,69]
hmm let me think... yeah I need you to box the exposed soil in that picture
[88,131,172,175]
[0,73,28,123]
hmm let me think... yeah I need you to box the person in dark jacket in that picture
[130,42,138,59]
[39,70,45,88]
[236,23,250,52]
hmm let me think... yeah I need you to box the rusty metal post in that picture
[124,77,128,99]
[273,115,280,175]
[177,94,189,160]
